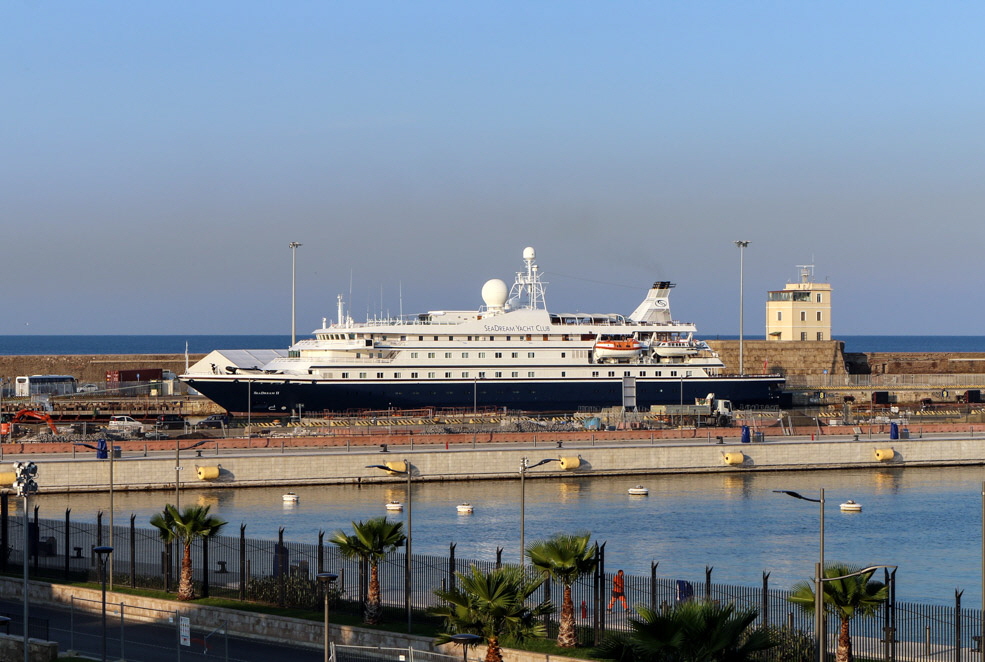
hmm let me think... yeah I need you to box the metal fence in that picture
[2,498,982,662]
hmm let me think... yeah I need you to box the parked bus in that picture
[15,375,77,397]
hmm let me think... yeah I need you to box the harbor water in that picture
[29,463,985,606]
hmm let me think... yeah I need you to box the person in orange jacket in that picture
[607,569,627,611]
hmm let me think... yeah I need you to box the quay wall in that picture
[8,428,985,493]
[0,354,203,386]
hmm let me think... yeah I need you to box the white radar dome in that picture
[481,279,509,309]
[523,247,536,261]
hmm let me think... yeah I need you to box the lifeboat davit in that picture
[594,337,644,360]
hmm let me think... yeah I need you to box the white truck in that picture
[649,393,734,427]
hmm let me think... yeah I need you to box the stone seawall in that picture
[7,425,984,493]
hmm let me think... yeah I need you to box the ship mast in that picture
[510,246,547,310]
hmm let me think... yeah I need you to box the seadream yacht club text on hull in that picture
[181,247,784,415]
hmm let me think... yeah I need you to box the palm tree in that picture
[526,532,598,648]
[592,600,775,662]
[432,564,553,662]
[149,504,227,601]
[788,563,889,662]
[329,516,406,624]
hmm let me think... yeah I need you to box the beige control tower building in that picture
[766,265,831,341]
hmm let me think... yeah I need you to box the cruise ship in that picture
[182,248,784,415]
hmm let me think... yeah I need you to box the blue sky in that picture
[3,2,983,336]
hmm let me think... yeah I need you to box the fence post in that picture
[0,490,7,573]
[495,547,502,570]
[239,524,246,601]
[595,541,605,646]
[449,543,456,593]
[650,561,658,611]
[64,508,71,580]
[705,566,713,602]
[761,571,770,629]
[129,514,136,589]
[97,511,103,546]
[883,567,896,662]
[202,534,210,599]
[318,530,324,574]
[33,504,39,575]
[277,528,286,608]
[956,589,963,662]
[165,541,172,593]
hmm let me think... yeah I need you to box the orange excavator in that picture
[0,409,59,438]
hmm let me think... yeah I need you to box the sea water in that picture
[29,464,985,605]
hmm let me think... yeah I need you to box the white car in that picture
[77,383,99,393]
[107,415,144,434]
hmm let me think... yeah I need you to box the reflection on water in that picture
[27,465,985,604]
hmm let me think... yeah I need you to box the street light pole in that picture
[290,241,302,346]
[366,461,413,633]
[316,572,339,662]
[93,546,113,662]
[734,240,750,376]
[13,461,37,662]
[774,488,824,661]
[520,457,558,566]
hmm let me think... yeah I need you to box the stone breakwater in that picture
[4,422,983,493]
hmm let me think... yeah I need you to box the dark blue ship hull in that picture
[185,375,785,415]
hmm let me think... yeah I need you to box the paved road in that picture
[0,599,325,662]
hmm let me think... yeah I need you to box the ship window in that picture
[411,372,418,378]
[561,352,566,358]
[342,372,349,378]
[478,352,485,358]
[411,352,418,358]
[434,336,439,341]
[543,335,548,341]
[445,352,452,359]
[670,371,678,377]
[461,352,468,358]
[639,371,646,377]
[448,336,454,341]
[511,371,519,378]
[462,372,469,378]
[526,335,532,341]
[561,371,565,377]
[489,336,495,341]
[428,372,436,378]
[355,353,361,359]
[563,335,570,341]
[592,371,599,377]
[528,371,535,378]
[527,352,535,358]
[419,336,424,341]
[495,352,502,358]
[608,371,615,377]
[400,336,406,341]
[468,336,472,341]
[444,372,452,378]
[511,352,519,359]
[506,336,511,341]
[428,352,436,359]
[655,371,661,376]
[377,372,384,378]
[495,371,502,377]
[478,371,486,378]
[624,371,631,377]
[359,372,367,378]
